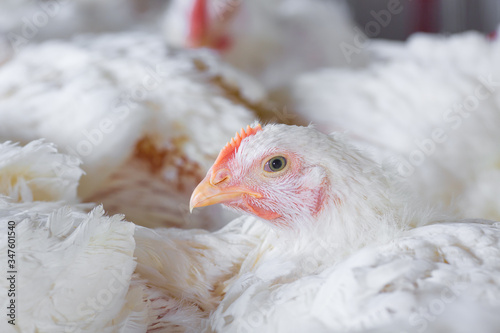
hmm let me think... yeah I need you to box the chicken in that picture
[187,123,500,332]
[163,0,366,90]
[3,124,500,332]
[164,2,500,223]
[0,31,273,230]
[281,30,500,222]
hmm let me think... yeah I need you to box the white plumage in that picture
[2,125,500,332]
[220,0,364,90]
[0,139,256,332]
[0,140,142,332]
[189,124,500,332]
[2,4,500,332]
[208,219,500,333]
[0,204,142,332]
[283,30,500,221]
[0,31,269,230]
[0,140,82,204]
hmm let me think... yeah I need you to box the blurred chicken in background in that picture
[163,0,366,90]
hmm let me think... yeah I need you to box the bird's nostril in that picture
[211,169,231,185]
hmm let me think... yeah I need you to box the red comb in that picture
[213,124,262,166]
[187,0,208,47]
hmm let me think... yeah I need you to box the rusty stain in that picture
[193,58,209,72]
[134,136,168,173]
[133,135,204,192]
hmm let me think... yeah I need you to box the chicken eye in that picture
[264,156,287,172]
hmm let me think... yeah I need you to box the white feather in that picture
[283,31,500,221]
[0,140,82,203]
[0,31,265,230]
[2,126,500,332]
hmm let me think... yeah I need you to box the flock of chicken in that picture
[1,0,500,332]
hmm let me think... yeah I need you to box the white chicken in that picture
[163,0,365,90]
[163,1,500,223]
[187,123,500,332]
[0,31,272,230]
[2,124,500,332]
[282,30,500,221]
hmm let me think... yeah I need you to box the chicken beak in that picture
[189,174,261,212]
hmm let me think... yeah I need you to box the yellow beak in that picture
[189,175,262,212]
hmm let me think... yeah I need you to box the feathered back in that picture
[286,31,500,221]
